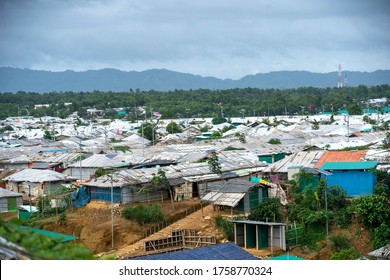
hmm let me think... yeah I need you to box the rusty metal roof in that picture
[314,150,366,169]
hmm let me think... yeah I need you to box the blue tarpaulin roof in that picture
[40,148,71,153]
[129,242,259,260]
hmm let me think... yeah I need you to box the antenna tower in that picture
[344,71,348,87]
[337,64,343,88]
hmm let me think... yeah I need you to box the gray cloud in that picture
[1,0,389,79]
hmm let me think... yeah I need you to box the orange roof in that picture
[314,150,366,169]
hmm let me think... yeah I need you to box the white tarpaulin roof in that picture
[201,191,246,207]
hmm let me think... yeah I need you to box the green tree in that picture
[211,130,223,139]
[352,194,390,228]
[166,121,183,134]
[382,132,390,149]
[373,223,390,249]
[207,152,222,174]
[152,169,174,210]
[43,130,53,140]
[211,117,227,125]
[137,122,155,142]
[248,198,282,222]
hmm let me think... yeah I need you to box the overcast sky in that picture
[0,0,389,79]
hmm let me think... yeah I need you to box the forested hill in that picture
[0,67,389,93]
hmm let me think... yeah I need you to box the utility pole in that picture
[241,109,245,120]
[110,170,114,249]
[152,121,155,146]
[134,100,137,121]
[141,123,145,157]
[344,115,350,142]
[186,109,190,142]
[325,180,328,237]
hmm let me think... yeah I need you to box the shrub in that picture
[373,183,390,196]
[58,212,67,226]
[95,167,108,177]
[211,117,227,125]
[121,204,165,225]
[222,146,245,151]
[302,227,326,250]
[248,198,282,222]
[113,145,131,153]
[373,223,390,249]
[330,234,352,252]
[221,125,235,133]
[330,248,360,260]
[215,215,234,241]
[333,208,352,228]
[211,130,223,139]
[268,138,281,144]
[351,195,390,228]
[0,220,94,259]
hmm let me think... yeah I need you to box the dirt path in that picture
[112,204,223,259]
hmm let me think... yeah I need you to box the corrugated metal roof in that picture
[321,161,377,170]
[200,179,257,207]
[68,154,126,168]
[38,152,83,164]
[206,178,255,193]
[201,192,246,207]
[367,244,390,259]
[231,220,286,226]
[4,169,75,183]
[263,151,324,173]
[365,149,390,164]
[129,242,259,260]
[0,188,23,198]
[84,157,268,188]
[314,150,366,169]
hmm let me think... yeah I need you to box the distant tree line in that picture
[0,85,389,120]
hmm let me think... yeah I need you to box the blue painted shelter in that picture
[320,161,377,196]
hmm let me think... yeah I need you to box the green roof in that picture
[19,226,78,243]
[267,254,304,260]
[382,107,390,113]
[337,109,349,115]
[321,161,377,170]
[363,109,378,114]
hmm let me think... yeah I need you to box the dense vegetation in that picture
[216,170,390,259]
[121,204,165,225]
[1,85,389,120]
[0,220,94,259]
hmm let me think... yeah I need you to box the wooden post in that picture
[270,225,274,255]
[279,225,282,249]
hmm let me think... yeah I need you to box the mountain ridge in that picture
[0,67,389,93]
